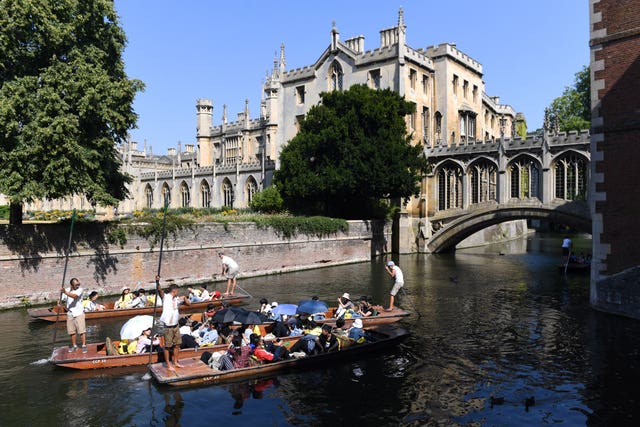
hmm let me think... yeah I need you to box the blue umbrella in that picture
[297,300,328,315]
[271,303,298,317]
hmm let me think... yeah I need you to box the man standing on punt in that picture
[60,277,87,353]
[156,275,190,371]
[218,252,239,296]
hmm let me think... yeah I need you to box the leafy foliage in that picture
[130,212,194,250]
[0,205,8,220]
[274,85,427,219]
[547,66,590,132]
[250,186,284,213]
[0,0,144,223]
[253,215,348,238]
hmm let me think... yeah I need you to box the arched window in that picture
[246,177,258,205]
[435,111,443,145]
[180,182,190,208]
[200,180,211,208]
[161,183,171,206]
[145,184,153,209]
[437,162,463,211]
[222,179,234,208]
[329,61,343,91]
[555,153,588,201]
[509,157,540,199]
[469,160,497,204]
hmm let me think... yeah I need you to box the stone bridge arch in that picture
[426,202,591,253]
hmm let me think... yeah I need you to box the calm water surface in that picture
[1,233,639,426]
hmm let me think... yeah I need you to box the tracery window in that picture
[145,185,153,209]
[509,157,540,199]
[329,61,343,91]
[470,161,497,204]
[224,137,240,165]
[555,153,588,201]
[222,179,234,208]
[200,180,211,208]
[180,182,190,208]
[437,162,463,210]
[246,177,258,205]
[161,183,171,206]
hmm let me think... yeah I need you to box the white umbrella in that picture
[120,315,154,340]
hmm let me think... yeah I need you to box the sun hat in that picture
[263,333,276,341]
[387,261,395,267]
[341,293,350,300]
[271,301,279,307]
[353,319,363,328]
[122,286,130,291]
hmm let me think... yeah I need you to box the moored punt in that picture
[315,306,410,327]
[558,262,590,273]
[51,340,226,370]
[150,325,410,387]
[28,294,251,322]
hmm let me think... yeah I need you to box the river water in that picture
[1,233,639,426]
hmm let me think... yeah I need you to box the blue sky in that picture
[114,1,589,155]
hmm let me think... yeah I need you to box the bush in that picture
[0,205,9,220]
[250,186,284,214]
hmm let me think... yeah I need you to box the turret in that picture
[196,99,214,166]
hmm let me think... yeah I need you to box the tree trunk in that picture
[9,201,23,226]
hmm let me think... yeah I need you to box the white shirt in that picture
[392,266,404,284]
[200,289,210,300]
[62,287,84,317]
[160,293,180,326]
[221,255,238,270]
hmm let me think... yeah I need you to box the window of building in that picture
[463,80,469,98]
[452,74,459,95]
[435,111,442,144]
[470,161,497,204]
[554,153,588,201]
[200,180,210,208]
[409,68,417,90]
[408,111,416,132]
[422,75,429,95]
[246,177,258,205]
[509,157,540,199]
[295,114,305,133]
[145,185,153,209]
[472,85,478,103]
[459,111,477,143]
[222,179,234,208]
[180,182,190,208]
[421,106,429,144]
[368,69,381,89]
[161,183,171,206]
[225,137,239,165]
[295,85,305,104]
[329,61,343,91]
[437,162,463,211]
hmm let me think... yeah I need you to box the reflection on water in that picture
[0,233,639,426]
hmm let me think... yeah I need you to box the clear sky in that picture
[114,0,589,155]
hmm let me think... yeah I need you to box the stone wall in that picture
[592,266,640,320]
[0,221,390,309]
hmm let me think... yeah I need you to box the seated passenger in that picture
[136,327,161,353]
[188,284,210,303]
[335,293,354,318]
[332,317,349,336]
[114,287,133,309]
[219,335,252,370]
[202,303,217,323]
[358,296,376,317]
[318,324,339,353]
[259,298,272,317]
[348,318,366,343]
[251,334,289,362]
[198,321,219,346]
[127,290,146,308]
[83,291,105,312]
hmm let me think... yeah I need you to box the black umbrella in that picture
[212,307,269,324]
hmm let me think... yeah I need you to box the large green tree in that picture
[274,84,427,218]
[0,0,143,224]
[547,66,590,132]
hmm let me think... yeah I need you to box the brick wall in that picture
[590,0,640,318]
[0,221,389,309]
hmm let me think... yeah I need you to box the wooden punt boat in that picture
[315,306,410,327]
[50,334,301,370]
[558,262,590,273]
[150,325,410,387]
[28,294,251,323]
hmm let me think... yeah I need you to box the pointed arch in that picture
[179,181,190,208]
[508,155,541,200]
[468,158,498,204]
[222,178,234,208]
[245,176,258,206]
[200,179,211,208]
[553,152,589,201]
[161,182,171,206]
[329,60,343,91]
[144,184,153,209]
[436,161,463,211]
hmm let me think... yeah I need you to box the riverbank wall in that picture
[0,221,390,310]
